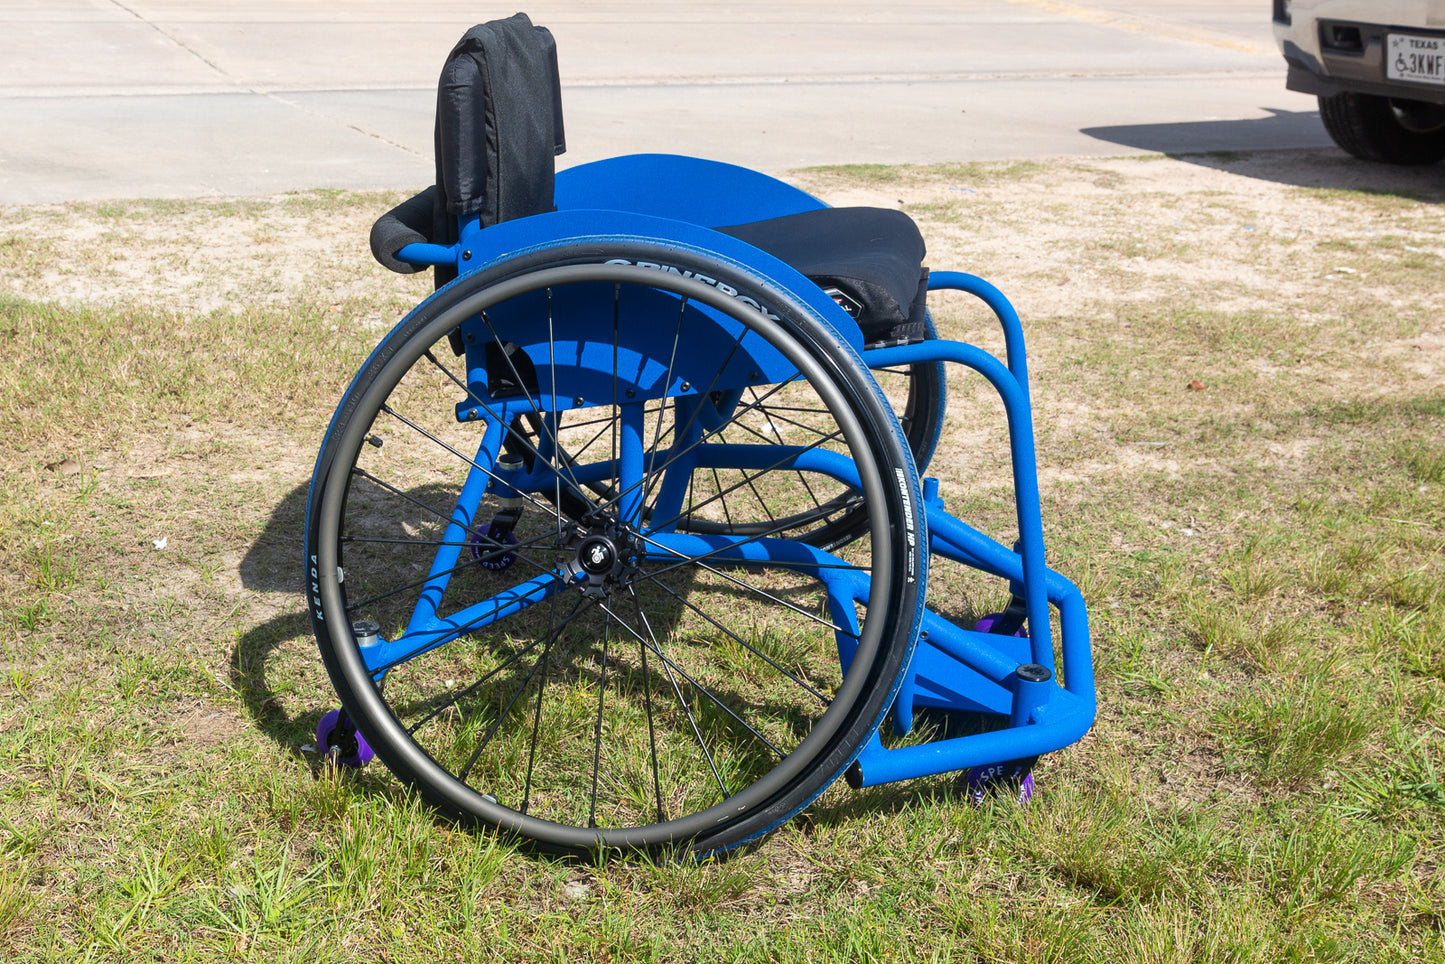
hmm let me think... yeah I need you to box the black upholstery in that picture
[435,14,565,226]
[370,15,930,345]
[719,208,929,344]
[370,13,564,281]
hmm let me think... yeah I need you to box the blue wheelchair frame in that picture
[375,152,1095,794]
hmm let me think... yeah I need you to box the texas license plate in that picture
[1387,32,1445,87]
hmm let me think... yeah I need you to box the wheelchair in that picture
[304,13,1094,858]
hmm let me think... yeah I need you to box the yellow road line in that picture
[1000,0,1274,55]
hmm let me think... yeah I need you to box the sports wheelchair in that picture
[304,14,1094,858]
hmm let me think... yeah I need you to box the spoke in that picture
[666,555,869,573]
[607,597,731,798]
[342,530,562,617]
[364,570,570,678]
[633,497,869,589]
[715,413,784,447]
[422,347,587,498]
[743,404,840,440]
[548,401,668,437]
[636,327,750,510]
[345,535,501,550]
[457,594,595,786]
[521,589,566,815]
[651,428,847,535]
[740,469,778,527]
[378,403,576,526]
[611,283,621,505]
[347,466,461,534]
[594,374,805,520]
[555,410,620,480]
[639,570,833,705]
[466,308,588,498]
[711,467,735,528]
[792,470,830,516]
[641,298,691,501]
[589,604,612,828]
[632,591,666,824]
[403,636,543,736]
[730,403,832,417]
[608,596,785,762]
[630,529,853,641]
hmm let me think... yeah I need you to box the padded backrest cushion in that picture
[434,13,566,230]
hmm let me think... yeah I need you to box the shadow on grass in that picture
[232,480,316,758]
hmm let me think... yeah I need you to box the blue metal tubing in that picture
[396,242,457,267]
[359,528,866,674]
[499,440,865,522]
[913,541,1093,701]
[402,418,503,643]
[889,507,1095,736]
[850,577,1093,787]
[865,340,1052,670]
[359,569,562,673]
[927,271,1029,394]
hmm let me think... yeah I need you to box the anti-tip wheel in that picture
[317,708,374,768]
[964,761,1034,806]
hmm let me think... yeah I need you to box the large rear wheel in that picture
[305,248,927,856]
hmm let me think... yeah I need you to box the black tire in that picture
[1318,92,1445,165]
[305,247,927,857]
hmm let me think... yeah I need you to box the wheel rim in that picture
[1390,99,1445,135]
[311,259,917,852]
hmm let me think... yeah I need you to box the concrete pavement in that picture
[0,1,1328,203]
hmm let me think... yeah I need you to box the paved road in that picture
[0,0,1326,203]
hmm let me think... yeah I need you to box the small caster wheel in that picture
[974,612,1027,637]
[963,760,1035,806]
[316,708,373,768]
[469,519,519,571]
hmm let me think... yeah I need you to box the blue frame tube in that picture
[927,271,1029,393]
[401,418,504,642]
[850,578,1093,787]
[864,340,1052,669]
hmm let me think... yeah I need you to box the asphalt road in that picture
[0,0,1328,203]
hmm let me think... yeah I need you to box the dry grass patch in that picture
[1,151,1442,962]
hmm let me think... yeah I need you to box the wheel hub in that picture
[565,523,639,597]
[577,535,617,575]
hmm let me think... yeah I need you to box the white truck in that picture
[1275,0,1445,163]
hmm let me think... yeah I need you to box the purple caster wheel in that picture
[469,520,519,571]
[316,709,373,768]
[974,612,1028,637]
[964,761,1035,806]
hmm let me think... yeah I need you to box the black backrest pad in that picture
[435,13,566,227]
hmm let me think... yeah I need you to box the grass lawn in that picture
[0,150,1442,962]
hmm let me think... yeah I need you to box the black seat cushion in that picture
[719,207,929,344]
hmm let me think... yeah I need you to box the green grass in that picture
[2,155,1444,961]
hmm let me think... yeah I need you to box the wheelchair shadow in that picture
[1081,108,1445,197]
[233,480,327,759]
